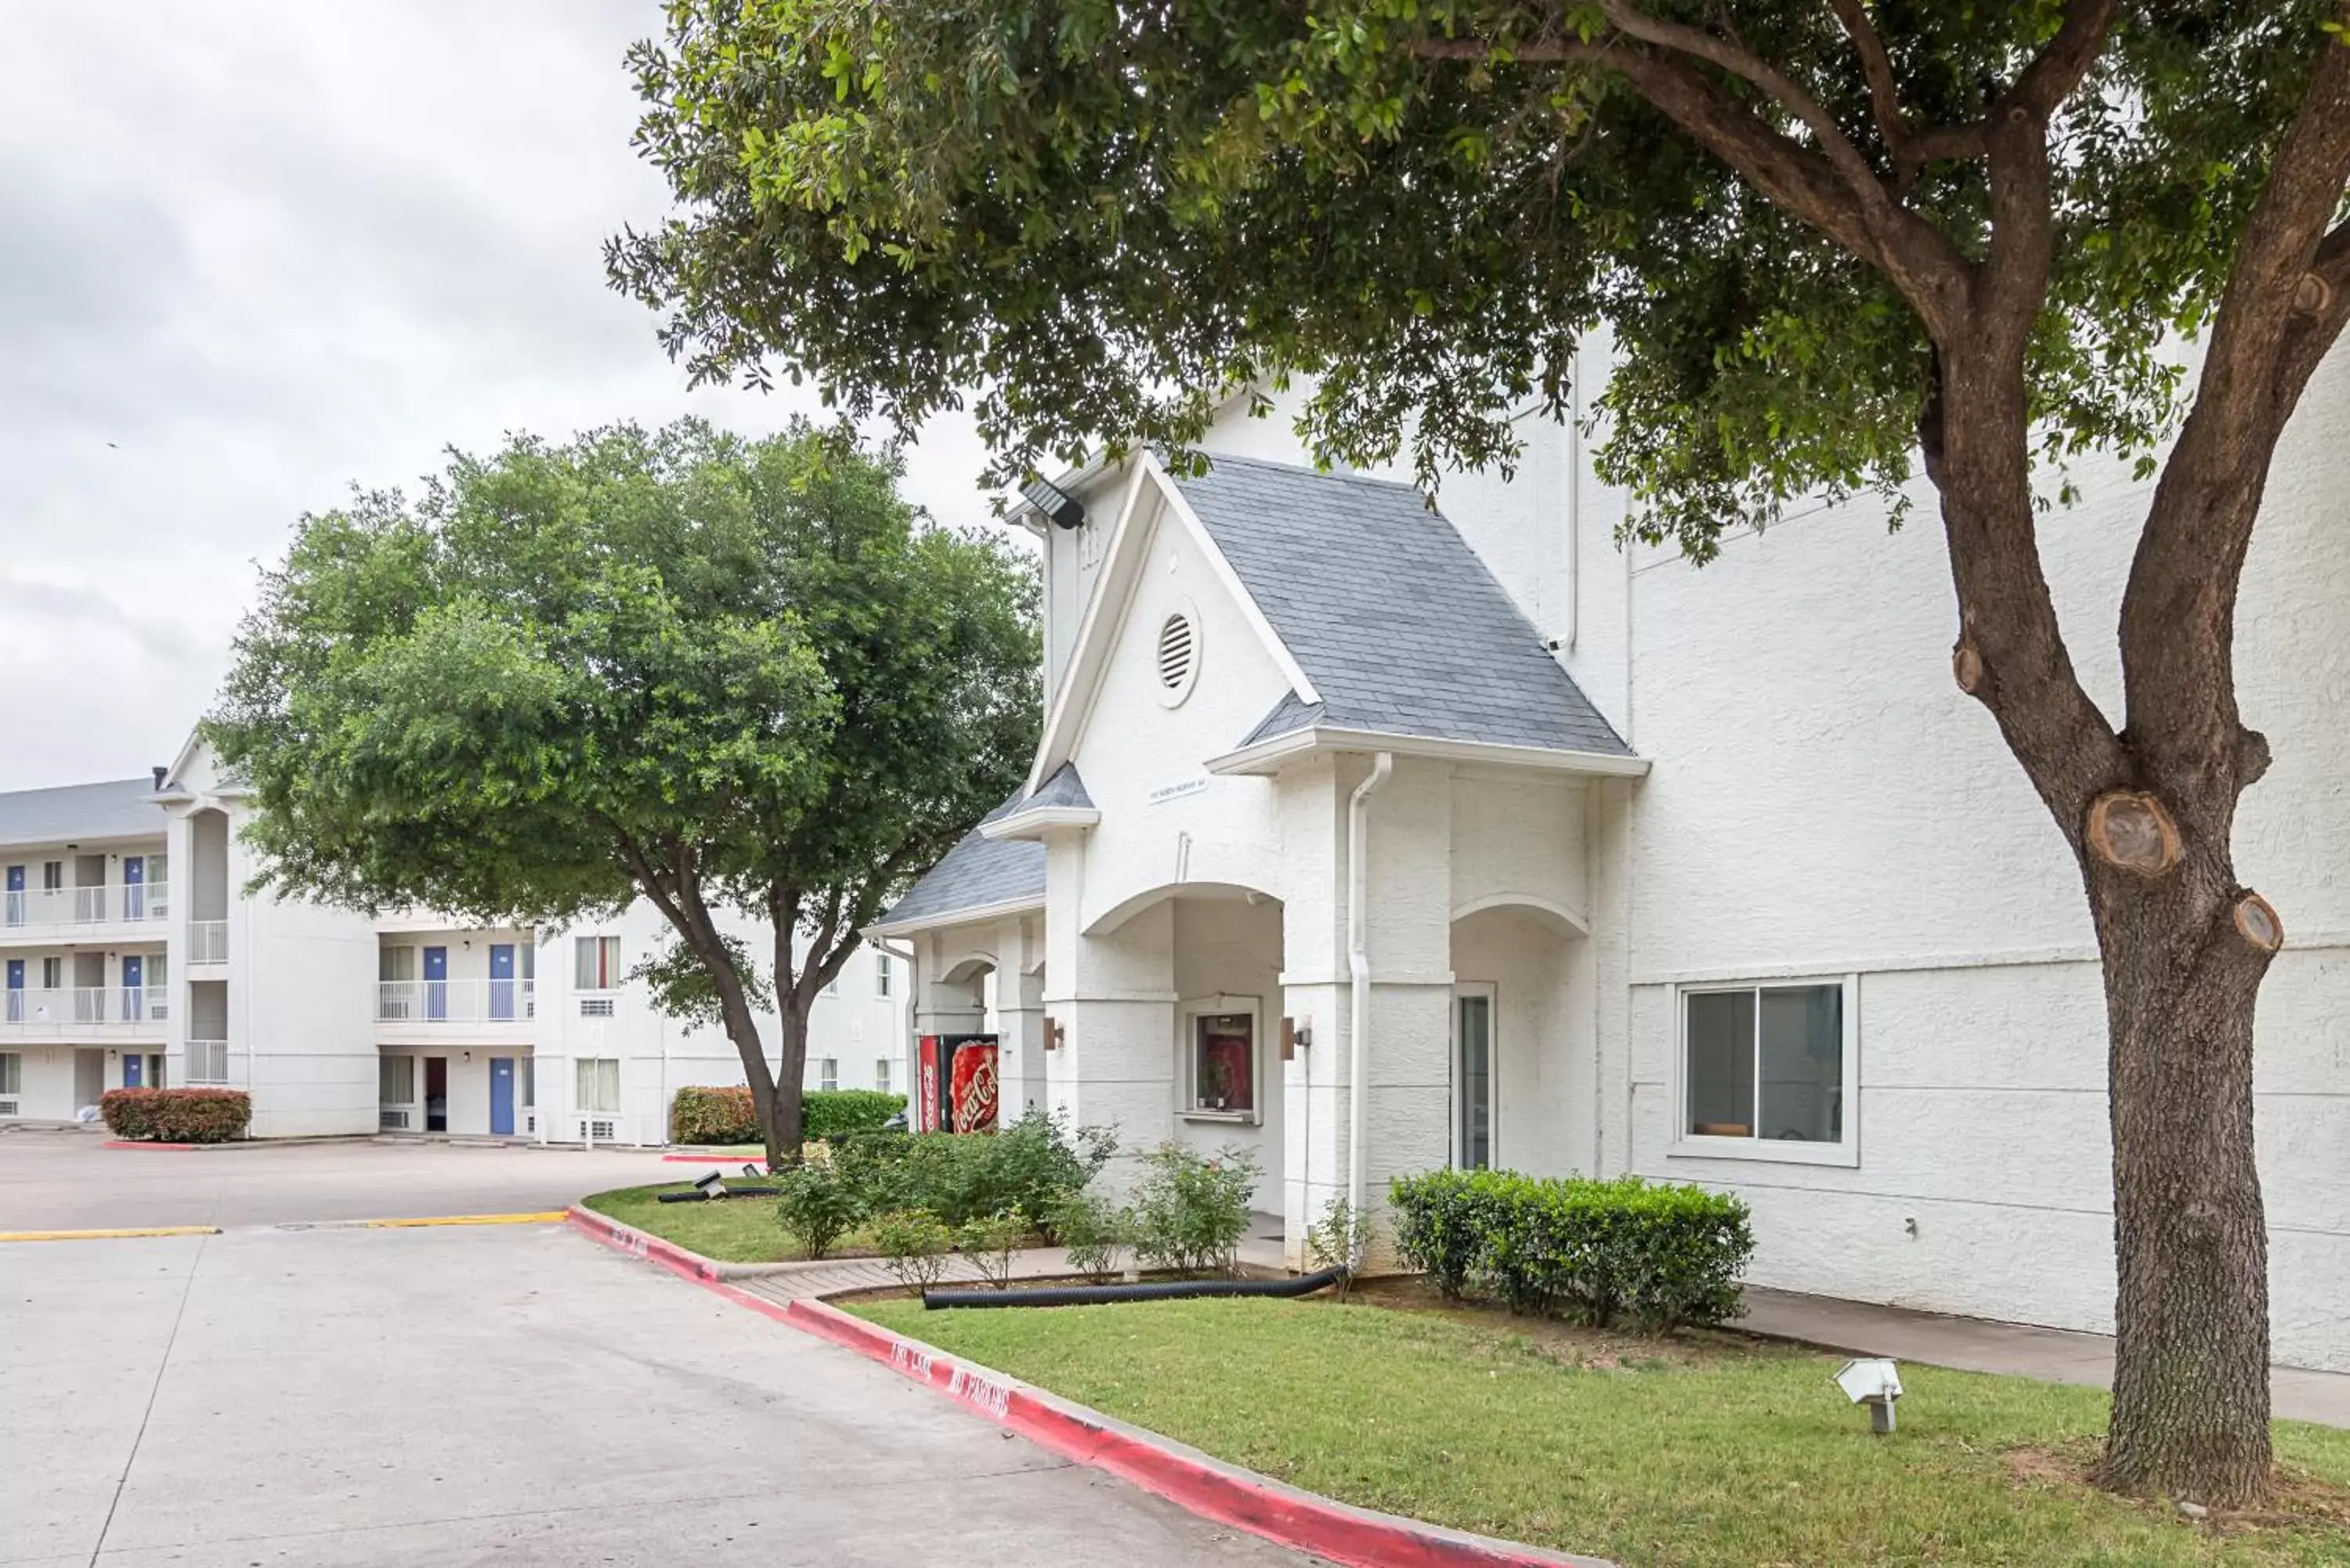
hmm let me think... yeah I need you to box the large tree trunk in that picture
[768,992,810,1164]
[2086,844,2278,1502]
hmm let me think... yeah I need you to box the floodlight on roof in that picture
[1019,475,1086,529]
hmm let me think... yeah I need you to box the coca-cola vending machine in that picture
[916,1033,999,1133]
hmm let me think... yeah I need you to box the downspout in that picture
[1347,751,1394,1266]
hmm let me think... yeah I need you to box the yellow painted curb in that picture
[360,1212,569,1229]
[0,1225,220,1243]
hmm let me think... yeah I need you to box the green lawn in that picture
[580,1180,869,1263]
[851,1294,2350,1567]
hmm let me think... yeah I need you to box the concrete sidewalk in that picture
[1741,1286,2350,1428]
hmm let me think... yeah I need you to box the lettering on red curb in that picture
[889,1339,935,1380]
[948,1365,1012,1421]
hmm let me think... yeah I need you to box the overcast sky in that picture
[0,1,999,792]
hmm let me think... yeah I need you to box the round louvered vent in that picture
[1155,610,1199,705]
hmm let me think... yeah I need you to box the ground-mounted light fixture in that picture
[1020,475,1086,530]
[1834,1357,1904,1433]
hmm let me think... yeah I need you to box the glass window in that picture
[520,1057,536,1107]
[378,1054,415,1104]
[875,1057,893,1093]
[574,936,622,991]
[1189,1009,1255,1115]
[819,1057,838,1092]
[1684,982,1847,1147]
[1455,992,1492,1169]
[873,956,892,998]
[378,945,415,984]
[0,1052,20,1095]
[575,1057,620,1113]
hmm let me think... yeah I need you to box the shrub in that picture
[802,1089,906,1140]
[670,1086,911,1146]
[873,1209,954,1292]
[1130,1142,1259,1277]
[1305,1194,1376,1296]
[1044,1188,1130,1283]
[1390,1169,1470,1299]
[955,1209,1030,1289]
[99,1088,250,1143]
[669,1085,757,1144]
[833,1110,1114,1228]
[1387,1168,1755,1331]
[772,1161,862,1259]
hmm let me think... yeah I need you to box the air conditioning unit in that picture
[0,1100,18,1117]
[379,1108,410,1130]
[588,1118,617,1140]
[523,1111,537,1134]
[579,997,615,1017]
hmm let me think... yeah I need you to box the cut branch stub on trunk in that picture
[1951,638,1984,695]
[2086,791,2182,877]
[2232,892,2284,953]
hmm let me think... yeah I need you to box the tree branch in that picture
[2120,16,2350,800]
[1827,0,1903,150]
[2008,0,2122,121]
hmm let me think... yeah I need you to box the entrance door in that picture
[5,959,20,1023]
[121,955,143,1023]
[423,946,448,1021]
[489,1057,515,1135]
[5,863,23,924]
[424,1057,448,1132]
[122,1053,143,1088]
[488,945,515,1021]
[123,855,145,920]
[74,1049,103,1110]
[1452,985,1495,1170]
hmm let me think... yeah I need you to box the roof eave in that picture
[978,805,1101,842]
[866,892,1047,939]
[1205,725,1651,779]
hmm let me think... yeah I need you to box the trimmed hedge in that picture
[1390,1168,1755,1331]
[667,1084,906,1145]
[99,1088,251,1144]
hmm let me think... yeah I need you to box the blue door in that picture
[4,865,20,926]
[5,959,20,1022]
[423,946,448,1021]
[489,1057,515,1135]
[122,856,145,920]
[121,955,143,1022]
[122,1053,143,1088]
[488,944,515,1021]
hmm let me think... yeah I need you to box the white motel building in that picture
[0,736,907,1144]
[872,354,2350,1374]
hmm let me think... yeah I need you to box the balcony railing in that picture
[186,1038,229,1083]
[2,987,168,1026]
[376,977,536,1024]
[189,920,229,963]
[2,882,172,928]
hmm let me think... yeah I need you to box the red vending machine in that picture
[916,1033,999,1133]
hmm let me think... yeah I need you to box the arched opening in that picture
[1448,901,1587,1176]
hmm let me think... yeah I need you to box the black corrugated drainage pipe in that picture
[656,1187,778,1202]
[923,1266,1347,1310]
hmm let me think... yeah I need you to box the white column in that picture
[1043,833,1177,1187]
[992,914,1048,1119]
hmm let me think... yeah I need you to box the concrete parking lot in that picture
[0,1130,689,1230]
[2,1136,1307,1566]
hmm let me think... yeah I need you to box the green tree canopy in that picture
[210,418,1039,1159]
[610,0,2350,1505]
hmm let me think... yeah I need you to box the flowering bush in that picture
[1129,1142,1259,1276]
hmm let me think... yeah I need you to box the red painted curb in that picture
[564,1205,735,1283]
[782,1296,1594,1568]
[104,1140,197,1151]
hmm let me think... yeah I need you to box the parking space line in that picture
[0,1225,222,1243]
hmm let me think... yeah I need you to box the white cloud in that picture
[0,0,1004,789]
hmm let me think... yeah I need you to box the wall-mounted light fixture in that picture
[1019,475,1087,530]
[1043,1017,1065,1051]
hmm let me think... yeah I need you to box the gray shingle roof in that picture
[1173,453,1631,756]
[0,778,166,850]
[1014,762,1094,813]
[876,822,1044,930]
